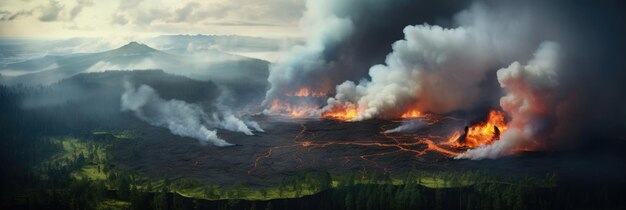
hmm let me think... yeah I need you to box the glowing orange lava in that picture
[448,110,507,148]
[268,99,318,118]
[287,87,326,97]
[248,120,462,176]
[401,110,422,118]
[446,130,463,144]
[321,105,358,121]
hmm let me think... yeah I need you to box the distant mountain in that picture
[146,34,300,54]
[109,41,159,54]
[0,42,270,91]
[145,34,302,62]
[20,70,222,130]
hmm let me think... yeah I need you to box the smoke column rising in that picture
[261,0,626,158]
[384,119,429,133]
[121,82,263,146]
[263,0,354,108]
[457,42,561,159]
[321,23,496,120]
[210,112,264,135]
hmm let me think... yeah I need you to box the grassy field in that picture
[97,199,131,210]
[41,136,108,181]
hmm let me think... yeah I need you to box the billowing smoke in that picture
[321,23,496,120]
[121,83,231,146]
[263,0,355,110]
[457,42,561,159]
[209,111,264,135]
[212,87,265,135]
[263,0,468,116]
[121,82,262,146]
[261,0,626,158]
[321,2,559,121]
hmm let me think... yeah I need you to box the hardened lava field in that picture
[110,114,614,187]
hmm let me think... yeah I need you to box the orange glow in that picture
[287,87,326,97]
[268,99,318,118]
[401,110,422,118]
[448,110,507,148]
[301,141,312,147]
[321,105,358,121]
[446,130,463,144]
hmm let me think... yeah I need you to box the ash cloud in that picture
[265,0,626,157]
[263,0,355,106]
[121,82,262,146]
[322,23,496,120]
[322,2,563,121]
[264,0,470,112]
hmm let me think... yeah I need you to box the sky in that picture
[0,0,306,39]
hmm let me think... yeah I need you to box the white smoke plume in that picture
[321,3,556,121]
[244,120,264,133]
[322,23,495,120]
[212,87,265,134]
[209,112,264,135]
[121,82,262,146]
[263,0,354,108]
[457,41,561,159]
[384,119,429,133]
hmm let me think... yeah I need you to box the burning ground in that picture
[110,112,613,188]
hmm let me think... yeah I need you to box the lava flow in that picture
[267,99,319,118]
[321,104,358,121]
[447,110,507,148]
[401,110,422,118]
[248,117,461,176]
[286,87,326,97]
[264,87,329,118]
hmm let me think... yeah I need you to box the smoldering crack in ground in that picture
[247,115,463,176]
[111,115,626,188]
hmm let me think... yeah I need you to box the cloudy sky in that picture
[0,0,305,39]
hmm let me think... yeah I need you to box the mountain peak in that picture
[125,41,143,46]
[114,41,157,54]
